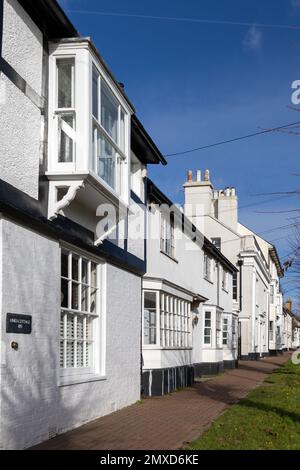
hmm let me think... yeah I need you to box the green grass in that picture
[187,360,300,450]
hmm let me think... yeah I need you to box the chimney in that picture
[187,170,193,182]
[183,168,214,222]
[204,169,210,182]
[284,299,292,312]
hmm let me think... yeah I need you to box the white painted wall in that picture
[0,218,141,449]
[144,204,234,370]
[0,0,43,199]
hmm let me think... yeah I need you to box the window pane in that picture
[59,115,74,163]
[101,80,118,142]
[91,262,97,287]
[61,279,68,308]
[57,58,74,109]
[72,255,79,281]
[82,259,88,284]
[77,316,84,339]
[66,341,75,367]
[144,292,156,309]
[81,285,89,312]
[96,132,117,190]
[76,341,84,367]
[92,66,99,120]
[71,282,79,310]
[90,289,97,314]
[120,109,125,151]
[67,314,75,338]
[61,250,69,278]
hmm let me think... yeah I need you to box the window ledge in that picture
[160,250,178,263]
[222,287,229,293]
[143,345,192,351]
[59,374,107,387]
[204,277,214,284]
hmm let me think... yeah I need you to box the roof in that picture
[147,179,237,274]
[18,0,79,39]
[131,115,167,166]
[269,245,284,278]
[20,1,166,167]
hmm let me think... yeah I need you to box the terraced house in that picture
[0,0,291,451]
[0,0,167,449]
[183,169,285,360]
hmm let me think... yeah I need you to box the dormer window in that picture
[92,65,127,192]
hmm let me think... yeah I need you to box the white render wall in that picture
[2,0,43,94]
[0,0,43,199]
[144,205,234,370]
[0,218,141,449]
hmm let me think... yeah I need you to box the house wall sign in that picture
[6,313,32,334]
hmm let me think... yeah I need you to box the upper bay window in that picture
[48,40,133,214]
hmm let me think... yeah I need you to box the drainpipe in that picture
[237,260,243,312]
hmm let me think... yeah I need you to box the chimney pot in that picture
[187,170,193,182]
[204,169,210,182]
[196,170,201,182]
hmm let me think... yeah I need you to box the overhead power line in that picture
[164,121,300,157]
[67,10,300,31]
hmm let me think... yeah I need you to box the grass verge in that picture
[187,360,300,450]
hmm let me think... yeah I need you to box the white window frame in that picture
[204,254,213,282]
[223,317,229,346]
[204,310,212,346]
[222,269,229,292]
[54,55,76,171]
[160,212,175,259]
[143,290,192,349]
[59,245,106,385]
[92,62,128,194]
[143,290,159,346]
[216,311,222,348]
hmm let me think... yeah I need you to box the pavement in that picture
[32,352,291,450]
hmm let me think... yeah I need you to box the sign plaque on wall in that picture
[6,313,32,334]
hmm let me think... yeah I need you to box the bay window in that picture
[48,39,132,219]
[143,291,191,348]
[60,248,100,375]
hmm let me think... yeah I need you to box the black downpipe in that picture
[0,0,4,58]
[237,260,243,312]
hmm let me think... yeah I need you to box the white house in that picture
[0,0,166,449]
[183,169,284,360]
[142,179,238,396]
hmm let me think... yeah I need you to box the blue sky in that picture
[59,0,300,303]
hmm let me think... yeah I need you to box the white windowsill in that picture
[59,374,107,387]
[204,276,214,284]
[160,250,178,263]
[143,345,192,351]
